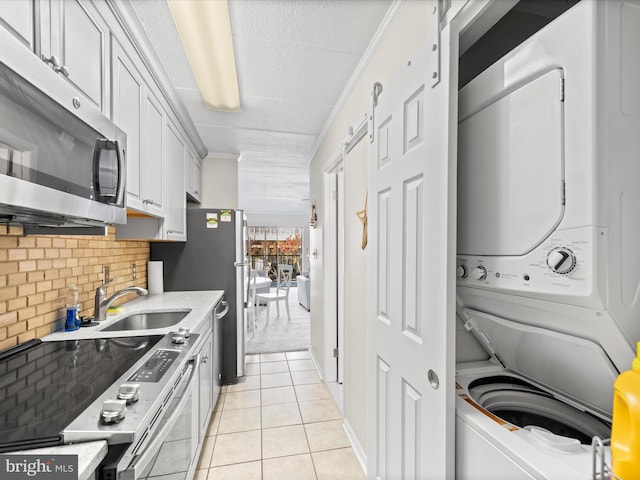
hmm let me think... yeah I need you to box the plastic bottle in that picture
[64,285,80,331]
[611,341,640,479]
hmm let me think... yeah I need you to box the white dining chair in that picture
[256,264,292,325]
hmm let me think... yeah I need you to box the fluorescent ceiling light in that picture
[168,0,241,112]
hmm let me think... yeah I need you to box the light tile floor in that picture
[195,350,365,480]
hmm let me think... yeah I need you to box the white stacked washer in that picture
[455,0,640,477]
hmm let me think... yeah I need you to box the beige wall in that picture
[0,226,149,351]
[308,0,431,454]
[200,154,239,209]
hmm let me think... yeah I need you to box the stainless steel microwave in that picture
[0,59,126,227]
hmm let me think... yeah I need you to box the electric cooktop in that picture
[0,335,163,452]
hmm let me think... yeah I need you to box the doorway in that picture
[322,158,345,385]
[246,225,310,354]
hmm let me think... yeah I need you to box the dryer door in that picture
[458,68,565,256]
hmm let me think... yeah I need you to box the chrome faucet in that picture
[94,285,148,321]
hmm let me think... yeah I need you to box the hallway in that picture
[195,350,363,479]
[246,286,311,354]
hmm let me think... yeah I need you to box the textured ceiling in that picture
[130,0,393,216]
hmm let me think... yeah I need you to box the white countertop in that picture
[45,290,224,341]
[29,290,225,475]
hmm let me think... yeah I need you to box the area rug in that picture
[246,287,310,354]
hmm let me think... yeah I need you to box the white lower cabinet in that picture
[198,329,213,439]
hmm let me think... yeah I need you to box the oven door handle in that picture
[124,354,200,480]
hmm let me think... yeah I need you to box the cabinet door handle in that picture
[42,54,61,68]
[42,55,70,77]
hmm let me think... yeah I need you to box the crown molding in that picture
[306,0,406,166]
[106,0,208,159]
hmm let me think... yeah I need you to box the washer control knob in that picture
[117,383,140,404]
[472,266,487,280]
[456,265,468,279]
[547,247,576,275]
[100,399,126,424]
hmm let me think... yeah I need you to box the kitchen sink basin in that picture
[101,310,190,331]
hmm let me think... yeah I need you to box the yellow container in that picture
[611,341,640,480]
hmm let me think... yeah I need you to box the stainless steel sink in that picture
[101,310,190,331]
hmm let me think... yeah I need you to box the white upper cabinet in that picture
[42,0,109,113]
[164,120,186,241]
[0,0,108,113]
[1,0,205,242]
[112,35,166,218]
[111,38,143,208]
[186,148,202,203]
[142,91,165,216]
[0,1,35,50]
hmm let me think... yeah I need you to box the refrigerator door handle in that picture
[216,301,230,319]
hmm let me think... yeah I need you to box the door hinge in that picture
[333,348,339,359]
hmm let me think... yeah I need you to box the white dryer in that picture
[455,0,640,477]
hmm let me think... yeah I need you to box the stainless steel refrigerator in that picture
[150,208,249,384]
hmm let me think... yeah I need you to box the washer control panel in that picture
[456,227,598,302]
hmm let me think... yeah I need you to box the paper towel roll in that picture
[147,261,164,294]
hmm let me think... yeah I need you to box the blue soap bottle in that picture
[64,285,80,331]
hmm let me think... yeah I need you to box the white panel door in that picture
[367,32,457,479]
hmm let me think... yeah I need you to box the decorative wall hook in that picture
[356,192,368,249]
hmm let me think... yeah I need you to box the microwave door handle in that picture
[124,355,200,479]
[115,142,126,206]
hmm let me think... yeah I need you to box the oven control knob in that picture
[171,332,186,344]
[100,399,126,425]
[456,265,468,279]
[117,383,140,404]
[178,327,190,338]
[547,247,576,275]
[472,266,487,280]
